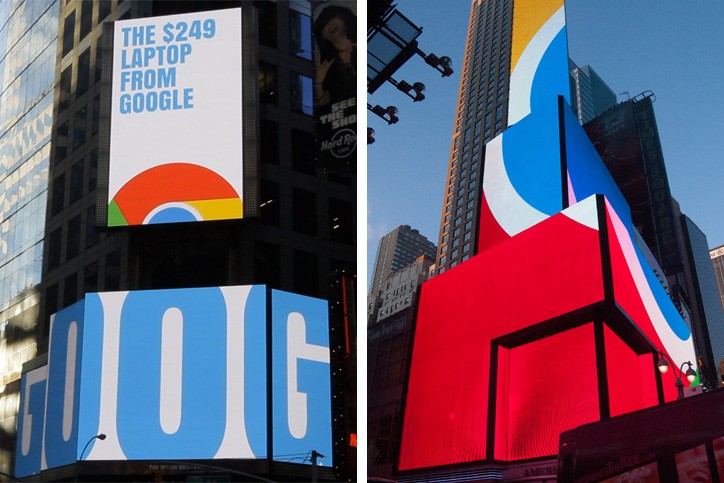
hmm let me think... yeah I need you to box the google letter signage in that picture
[15,286,331,477]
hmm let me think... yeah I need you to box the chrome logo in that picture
[108,163,242,226]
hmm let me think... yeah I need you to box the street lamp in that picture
[79,433,106,461]
[656,351,696,400]
[368,104,399,125]
[388,78,426,102]
[422,52,454,77]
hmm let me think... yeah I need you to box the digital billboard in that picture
[15,286,331,477]
[313,2,357,172]
[105,9,250,226]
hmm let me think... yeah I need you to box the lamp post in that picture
[76,433,105,482]
[79,433,106,461]
[656,351,696,400]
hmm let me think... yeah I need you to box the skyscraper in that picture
[711,245,724,310]
[0,0,58,475]
[679,214,724,384]
[368,224,435,298]
[569,62,617,124]
[434,0,514,274]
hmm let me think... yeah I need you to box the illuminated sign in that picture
[402,0,695,473]
[107,9,244,226]
[313,3,357,172]
[15,287,331,477]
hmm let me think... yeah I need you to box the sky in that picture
[366,0,724,279]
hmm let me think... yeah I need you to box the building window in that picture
[46,283,59,315]
[259,61,278,104]
[84,261,98,294]
[70,160,84,203]
[259,120,279,165]
[329,198,353,244]
[55,122,69,162]
[257,2,277,47]
[105,249,121,291]
[73,106,87,149]
[80,1,93,40]
[254,241,280,288]
[86,205,98,247]
[289,10,312,60]
[290,72,313,115]
[257,180,280,226]
[51,174,65,216]
[293,250,318,297]
[98,0,111,22]
[292,188,317,235]
[64,273,78,307]
[88,150,98,191]
[48,228,62,270]
[95,39,103,82]
[77,48,91,96]
[62,11,75,57]
[292,129,315,174]
[59,66,72,113]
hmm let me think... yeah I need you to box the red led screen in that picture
[603,325,658,418]
[605,202,684,402]
[399,210,605,470]
[495,324,600,461]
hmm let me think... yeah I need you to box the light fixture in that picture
[412,82,426,101]
[656,355,669,373]
[79,433,106,461]
[393,79,426,102]
[684,362,697,383]
[385,106,399,124]
[424,53,454,77]
[368,104,399,125]
[439,56,453,76]
[656,351,697,400]
[367,127,375,145]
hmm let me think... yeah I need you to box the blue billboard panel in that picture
[15,367,47,477]
[272,290,331,462]
[18,285,314,477]
[43,299,85,469]
[79,286,267,461]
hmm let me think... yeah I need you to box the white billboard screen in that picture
[108,8,243,226]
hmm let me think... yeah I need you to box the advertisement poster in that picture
[313,1,357,171]
[108,9,243,226]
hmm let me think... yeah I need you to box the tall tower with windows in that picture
[435,0,513,274]
[0,0,59,475]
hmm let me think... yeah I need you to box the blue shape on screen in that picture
[148,207,198,224]
[116,287,227,458]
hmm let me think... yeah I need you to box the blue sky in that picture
[367,0,724,278]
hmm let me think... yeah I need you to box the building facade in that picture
[710,245,724,310]
[368,225,435,324]
[0,0,59,475]
[369,225,435,296]
[3,0,356,480]
[373,254,433,324]
[569,62,617,124]
[434,0,513,274]
[679,214,724,385]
